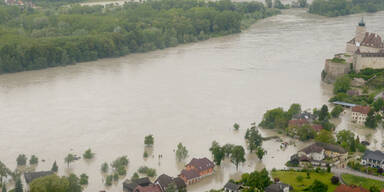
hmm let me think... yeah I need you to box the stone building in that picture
[323,18,384,81]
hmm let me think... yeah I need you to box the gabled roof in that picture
[224,181,241,190]
[299,143,324,154]
[123,177,152,191]
[133,177,151,186]
[352,106,370,114]
[155,174,173,189]
[134,184,162,192]
[179,169,200,180]
[363,150,384,162]
[186,157,214,172]
[361,32,384,49]
[24,171,54,184]
[265,183,293,192]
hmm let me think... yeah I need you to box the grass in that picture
[271,171,338,192]
[342,173,384,189]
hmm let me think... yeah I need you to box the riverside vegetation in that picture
[309,0,384,17]
[0,0,280,74]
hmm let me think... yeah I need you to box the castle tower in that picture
[355,17,366,44]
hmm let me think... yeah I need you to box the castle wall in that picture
[354,55,384,72]
[359,46,382,53]
[324,60,351,82]
[346,43,357,54]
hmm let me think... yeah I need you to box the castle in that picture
[323,19,384,82]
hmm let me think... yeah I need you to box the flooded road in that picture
[1,9,384,192]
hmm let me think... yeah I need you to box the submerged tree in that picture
[176,143,188,161]
[144,135,154,146]
[230,145,246,170]
[64,154,76,168]
[51,161,58,172]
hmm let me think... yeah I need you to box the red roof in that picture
[288,119,309,127]
[352,106,371,114]
[335,184,369,192]
[312,124,323,132]
[179,169,199,180]
[186,158,214,172]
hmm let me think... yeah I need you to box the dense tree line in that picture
[309,0,384,17]
[0,0,280,74]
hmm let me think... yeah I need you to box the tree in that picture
[64,154,76,168]
[297,124,316,141]
[233,123,240,130]
[333,76,351,94]
[240,168,271,191]
[299,0,307,7]
[373,98,384,112]
[144,135,154,146]
[29,155,38,165]
[131,172,139,180]
[319,105,329,121]
[176,143,188,161]
[315,130,335,144]
[256,147,266,160]
[14,178,23,192]
[79,174,88,185]
[51,161,58,172]
[2,184,6,192]
[259,108,288,129]
[30,175,69,192]
[16,154,27,166]
[370,186,380,192]
[222,144,234,157]
[337,130,356,152]
[265,0,272,8]
[365,109,379,128]
[307,180,328,192]
[101,162,108,173]
[230,145,246,170]
[83,148,94,159]
[105,175,112,186]
[245,126,263,152]
[165,182,177,192]
[209,141,225,166]
[331,105,344,118]
[68,174,82,192]
[287,103,301,118]
[296,175,304,182]
[331,176,339,184]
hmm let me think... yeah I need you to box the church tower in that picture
[355,17,366,44]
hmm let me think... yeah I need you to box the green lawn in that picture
[342,173,384,189]
[271,171,338,192]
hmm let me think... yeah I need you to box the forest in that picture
[309,0,384,17]
[0,0,280,74]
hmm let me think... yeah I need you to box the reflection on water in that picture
[1,9,384,192]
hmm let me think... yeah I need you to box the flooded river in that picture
[1,9,384,192]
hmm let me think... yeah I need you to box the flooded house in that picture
[123,177,162,192]
[297,142,347,167]
[155,174,186,192]
[351,105,371,124]
[178,157,215,185]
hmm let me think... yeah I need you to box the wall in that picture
[323,59,351,83]
[354,54,384,72]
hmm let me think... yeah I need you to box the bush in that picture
[83,149,94,159]
[138,166,157,177]
[101,162,109,173]
[331,176,339,184]
[80,174,88,185]
[296,175,304,182]
[105,175,113,186]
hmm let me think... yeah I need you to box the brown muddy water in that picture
[1,9,384,192]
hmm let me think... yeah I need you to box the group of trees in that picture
[209,141,245,170]
[336,130,366,152]
[29,174,82,192]
[309,0,384,17]
[0,0,280,74]
[238,169,272,192]
[102,156,129,186]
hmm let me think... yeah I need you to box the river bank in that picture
[1,9,384,192]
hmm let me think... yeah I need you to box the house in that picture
[223,181,241,192]
[334,184,369,192]
[361,150,384,169]
[347,89,360,96]
[264,183,293,192]
[123,177,155,192]
[292,111,315,122]
[297,143,347,167]
[178,157,214,185]
[134,184,162,192]
[24,171,54,184]
[298,143,325,161]
[155,174,186,192]
[288,119,309,128]
[332,101,357,108]
[311,124,323,132]
[352,105,370,124]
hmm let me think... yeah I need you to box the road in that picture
[332,167,384,182]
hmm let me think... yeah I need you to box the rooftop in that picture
[363,150,384,161]
[179,169,200,180]
[265,183,293,192]
[24,171,54,184]
[352,105,371,114]
[186,157,214,172]
[224,181,241,191]
[332,101,356,108]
